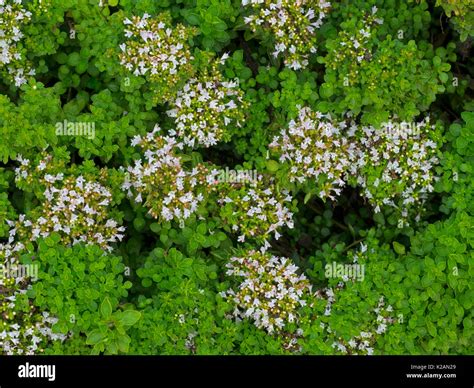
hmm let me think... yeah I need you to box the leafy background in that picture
[0,0,472,355]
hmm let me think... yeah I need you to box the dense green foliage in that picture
[0,0,472,355]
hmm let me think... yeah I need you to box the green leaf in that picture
[133,217,146,231]
[266,160,280,172]
[86,330,107,346]
[184,12,200,25]
[107,340,119,355]
[117,334,131,353]
[150,222,161,233]
[100,297,112,319]
[67,52,81,67]
[197,223,207,235]
[439,72,448,83]
[319,83,334,99]
[141,278,152,288]
[393,241,406,255]
[119,310,142,327]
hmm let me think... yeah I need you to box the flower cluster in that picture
[223,250,312,334]
[331,296,395,355]
[346,118,442,224]
[270,106,441,221]
[123,126,215,224]
[269,107,355,200]
[119,12,196,102]
[0,236,66,355]
[14,154,125,251]
[0,0,35,87]
[166,55,246,148]
[242,0,331,70]
[216,175,294,246]
[325,6,383,86]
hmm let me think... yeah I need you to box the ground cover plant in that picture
[0,0,472,355]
